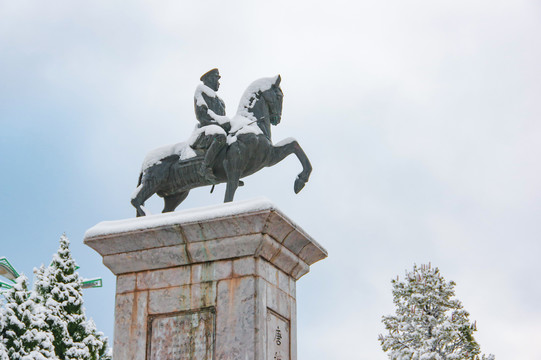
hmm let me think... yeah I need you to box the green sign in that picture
[0,257,19,282]
[0,257,103,291]
[0,281,13,290]
[82,278,103,289]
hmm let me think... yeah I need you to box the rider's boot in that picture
[199,136,226,184]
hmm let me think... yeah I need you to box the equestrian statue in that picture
[131,69,312,216]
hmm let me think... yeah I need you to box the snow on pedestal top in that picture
[84,197,279,239]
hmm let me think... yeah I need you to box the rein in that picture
[229,119,258,137]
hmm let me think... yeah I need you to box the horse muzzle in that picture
[270,115,281,125]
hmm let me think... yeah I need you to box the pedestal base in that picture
[84,199,327,360]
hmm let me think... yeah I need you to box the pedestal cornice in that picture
[84,198,327,279]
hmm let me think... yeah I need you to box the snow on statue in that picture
[379,264,495,360]
[131,68,312,216]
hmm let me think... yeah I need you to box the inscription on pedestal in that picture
[267,310,290,360]
[148,309,215,360]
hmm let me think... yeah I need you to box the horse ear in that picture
[274,75,281,86]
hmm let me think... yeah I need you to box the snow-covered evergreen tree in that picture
[35,235,111,360]
[0,341,8,360]
[0,306,9,360]
[1,283,8,360]
[0,275,57,360]
[379,264,494,360]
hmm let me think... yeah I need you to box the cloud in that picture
[1,0,540,358]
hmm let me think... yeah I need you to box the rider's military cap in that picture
[200,68,220,82]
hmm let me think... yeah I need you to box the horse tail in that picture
[137,171,143,187]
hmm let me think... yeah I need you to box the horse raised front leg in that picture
[223,142,242,202]
[269,138,312,194]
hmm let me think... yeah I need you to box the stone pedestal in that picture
[84,199,327,360]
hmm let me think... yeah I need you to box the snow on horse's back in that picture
[141,142,197,172]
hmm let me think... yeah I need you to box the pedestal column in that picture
[84,199,327,360]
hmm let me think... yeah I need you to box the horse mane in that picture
[236,75,280,115]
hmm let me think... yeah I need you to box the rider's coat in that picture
[194,84,227,128]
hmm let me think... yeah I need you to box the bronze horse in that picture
[131,75,312,216]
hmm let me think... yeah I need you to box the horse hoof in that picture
[294,177,306,194]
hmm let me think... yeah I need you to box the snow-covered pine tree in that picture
[0,303,9,360]
[0,275,57,360]
[0,286,7,360]
[0,340,8,360]
[35,235,111,360]
[379,264,494,360]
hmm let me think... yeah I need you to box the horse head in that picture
[237,75,283,137]
[261,75,283,126]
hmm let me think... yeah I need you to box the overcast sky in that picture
[1,1,540,358]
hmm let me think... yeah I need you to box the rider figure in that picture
[192,68,231,183]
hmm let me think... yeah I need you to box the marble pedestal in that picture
[84,199,327,360]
